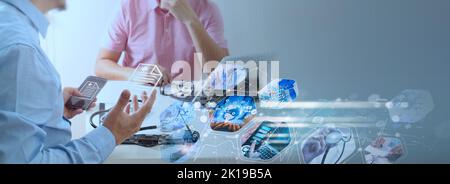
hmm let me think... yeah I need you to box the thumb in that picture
[72,89,82,97]
[111,90,131,113]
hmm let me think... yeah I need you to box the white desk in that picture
[81,81,304,164]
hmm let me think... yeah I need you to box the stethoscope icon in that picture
[321,129,352,164]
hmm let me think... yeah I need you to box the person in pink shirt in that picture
[95,0,229,84]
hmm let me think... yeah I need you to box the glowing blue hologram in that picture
[209,96,257,132]
[161,129,198,163]
[387,90,434,124]
[301,127,356,164]
[435,122,450,140]
[363,136,405,164]
[209,63,248,91]
[159,102,195,132]
[193,132,241,164]
[240,121,292,161]
[258,79,299,103]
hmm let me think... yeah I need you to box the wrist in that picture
[183,17,201,29]
[62,116,72,125]
[103,123,121,145]
[63,111,72,120]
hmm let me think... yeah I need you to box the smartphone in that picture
[65,76,107,110]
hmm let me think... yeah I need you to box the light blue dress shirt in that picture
[0,0,116,164]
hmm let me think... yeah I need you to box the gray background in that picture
[213,0,450,163]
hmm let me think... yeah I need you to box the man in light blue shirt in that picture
[0,0,157,164]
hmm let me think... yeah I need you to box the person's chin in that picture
[57,5,66,11]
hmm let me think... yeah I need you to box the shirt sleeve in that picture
[102,0,129,52]
[0,44,116,164]
[203,2,228,49]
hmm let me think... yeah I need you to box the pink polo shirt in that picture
[103,0,227,75]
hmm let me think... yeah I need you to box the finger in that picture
[125,104,131,114]
[134,90,157,120]
[165,71,172,84]
[72,109,83,117]
[71,88,82,97]
[88,98,97,109]
[161,71,172,85]
[141,91,148,102]
[133,95,139,112]
[89,102,97,109]
[111,90,131,114]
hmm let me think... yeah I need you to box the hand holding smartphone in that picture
[65,76,107,110]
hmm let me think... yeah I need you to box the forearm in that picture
[33,126,116,164]
[185,20,229,62]
[0,111,115,164]
[95,59,134,81]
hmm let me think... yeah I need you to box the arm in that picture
[0,45,157,164]
[161,0,229,63]
[0,45,116,164]
[0,111,116,164]
[95,49,134,81]
[95,1,134,81]
[96,49,172,84]
[96,3,172,83]
[185,19,229,62]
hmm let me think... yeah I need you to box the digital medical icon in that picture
[258,79,299,103]
[209,96,257,132]
[129,64,163,86]
[160,102,195,132]
[301,127,356,164]
[240,121,292,161]
[387,90,434,123]
[80,81,99,99]
[363,136,404,164]
[208,63,248,91]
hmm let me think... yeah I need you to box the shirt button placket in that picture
[164,14,170,42]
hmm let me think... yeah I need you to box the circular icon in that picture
[241,145,251,155]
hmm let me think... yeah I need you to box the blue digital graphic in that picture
[161,130,198,163]
[259,79,299,103]
[210,96,257,132]
[240,121,292,161]
[210,63,248,91]
[387,90,434,124]
[301,127,356,164]
[160,102,195,132]
[364,136,405,164]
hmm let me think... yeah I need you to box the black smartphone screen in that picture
[65,76,107,110]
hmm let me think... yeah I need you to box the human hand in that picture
[103,90,157,145]
[160,0,199,24]
[63,87,96,119]
[152,64,172,86]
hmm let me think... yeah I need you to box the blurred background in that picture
[42,0,450,163]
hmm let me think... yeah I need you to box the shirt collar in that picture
[1,0,49,37]
[150,0,159,10]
